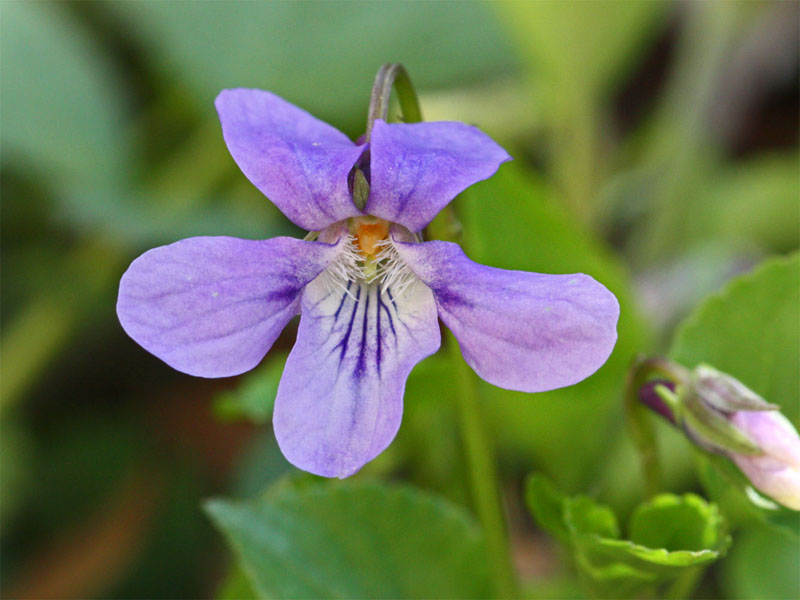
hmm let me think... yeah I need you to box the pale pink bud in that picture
[728,410,800,510]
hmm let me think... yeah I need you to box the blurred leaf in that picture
[458,163,647,491]
[525,473,572,543]
[687,154,800,253]
[566,498,620,541]
[1,2,292,248]
[670,253,800,422]
[497,0,665,101]
[495,1,665,222]
[230,433,293,500]
[722,522,800,600]
[216,566,258,600]
[214,352,287,424]
[0,239,123,412]
[111,0,518,135]
[0,1,130,184]
[30,415,141,530]
[205,481,492,599]
[526,474,730,599]
[0,419,34,524]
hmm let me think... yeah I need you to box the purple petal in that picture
[395,240,619,392]
[365,119,511,232]
[216,89,365,231]
[117,236,342,378]
[273,277,440,478]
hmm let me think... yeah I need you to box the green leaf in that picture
[722,522,800,600]
[566,498,620,541]
[628,494,724,552]
[111,1,518,135]
[216,565,258,600]
[205,481,492,599]
[213,352,287,424]
[525,474,572,543]
[459,164,648,492]
[685,154,800,253]
[1,2,129,186]
[525,474,730,599]
[670,253,800,423]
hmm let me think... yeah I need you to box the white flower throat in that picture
[321,216,418,300]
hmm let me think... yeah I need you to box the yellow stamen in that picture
[353,217,389,257]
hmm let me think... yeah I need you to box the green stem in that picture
[447,332,518,599]
[624,357,689,498]
[365,63,423,139]
[625,371,663,499]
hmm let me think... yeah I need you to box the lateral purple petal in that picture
[395,240,619,393]
[216,89,365,231]
[273,277,440,478]
[365,119,511,232]
[117,236,341,378]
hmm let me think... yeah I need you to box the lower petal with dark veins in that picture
[273,275,440,478]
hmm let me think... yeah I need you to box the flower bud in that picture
[726,410,800,510]
[636,360,800,510]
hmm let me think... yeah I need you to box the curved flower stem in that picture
[366,63,423,140]
[447,332,519,599]
[624,357,689,497]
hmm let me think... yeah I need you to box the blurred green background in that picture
[1,1,797,598]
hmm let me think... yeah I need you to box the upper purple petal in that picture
[117,236,342,378]
[365,119,511,232]
[273,276,440,478]
[395,240,619,393]
[216,89,365,231]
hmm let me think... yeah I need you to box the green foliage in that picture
[722,522,800,600]
[526,474,730,599]
[205,481,492,599]
[215,566,258,600]
[0,1,129,187]
[671,253,800,422]
[111,1,518,135]
[683,155,800,253]
[497,0,665,102]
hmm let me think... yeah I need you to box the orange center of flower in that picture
[353,217,389,258]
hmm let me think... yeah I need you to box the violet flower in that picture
[117,89,619,477]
